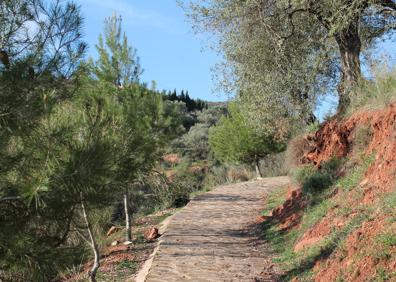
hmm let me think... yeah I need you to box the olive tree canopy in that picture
[182,0,396,122]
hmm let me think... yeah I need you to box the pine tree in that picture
[0,1,86,280]
[90,14,142,87]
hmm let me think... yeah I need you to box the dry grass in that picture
[285,134,315,169]
[226,167,251,182]
[347,64,396,115]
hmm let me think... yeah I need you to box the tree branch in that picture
[376,0,396,10]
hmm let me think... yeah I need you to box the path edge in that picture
[131,213,176,282]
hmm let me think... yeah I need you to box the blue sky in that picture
[77,0,395,118]
[78,0,223,101]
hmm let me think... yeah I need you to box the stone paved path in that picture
[144,177,290,282]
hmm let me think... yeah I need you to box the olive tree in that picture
[182,0,396,118]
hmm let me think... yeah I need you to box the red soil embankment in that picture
[266,103,396,281]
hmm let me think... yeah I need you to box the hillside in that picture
[260,103,396,281]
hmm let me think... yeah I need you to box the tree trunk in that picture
[81,198,100,282]
[124,191,132,242]
[255,157,262,178]
[335,20,362,114]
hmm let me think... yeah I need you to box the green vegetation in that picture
[261,186,289,217]
[0,6,192,281]
[209,102,285,177]
[1,0,396,281]
[172,105,226,161]
[183,0,396,122]
[261,155,376,280]
[348,65,396,115]
[291,157,343,195]
[337,155,375,191]
[89,15,142,86]
[164,89,208,112]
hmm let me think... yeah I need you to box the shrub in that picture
[292,158,343,194]
[306,121,320,134]
[167,179,192,208]
[291,165,316,184]
[202,163,258,189]
[226,166,251,182]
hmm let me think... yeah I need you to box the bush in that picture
[164,179,193,208]
[150,161,207,209]
[306,121,320,134]
[202,163,257,189]
[292,158,343,194]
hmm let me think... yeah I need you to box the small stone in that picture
[360,178,369,186]
[110,240,119,246]
[144,227,160,241]
[123,240,133,245]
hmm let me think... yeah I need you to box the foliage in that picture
[306,121,321,134]
[291,158,343,194]
[164,89,207,112]
[0,0,86,75]
[201,164,250,188]
[265,155,287,179]
[89,14,142,87]
[209,102,285,166]
[0,8,182,281]
[0,1,87,280]
[175,105,227,161]
[150,165,205,209]
[181,0,396,126]
[258,152,289,178]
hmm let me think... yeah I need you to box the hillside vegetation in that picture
[260,70,396,281]
[1,0,396,281]
[0,2,285,281]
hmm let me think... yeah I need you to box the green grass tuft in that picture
[261,186,289,216]
[337,155,375,191]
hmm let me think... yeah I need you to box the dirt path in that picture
[142,177,290,282]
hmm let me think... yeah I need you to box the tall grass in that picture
[348,64,396,115]
[259,152,289,177]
